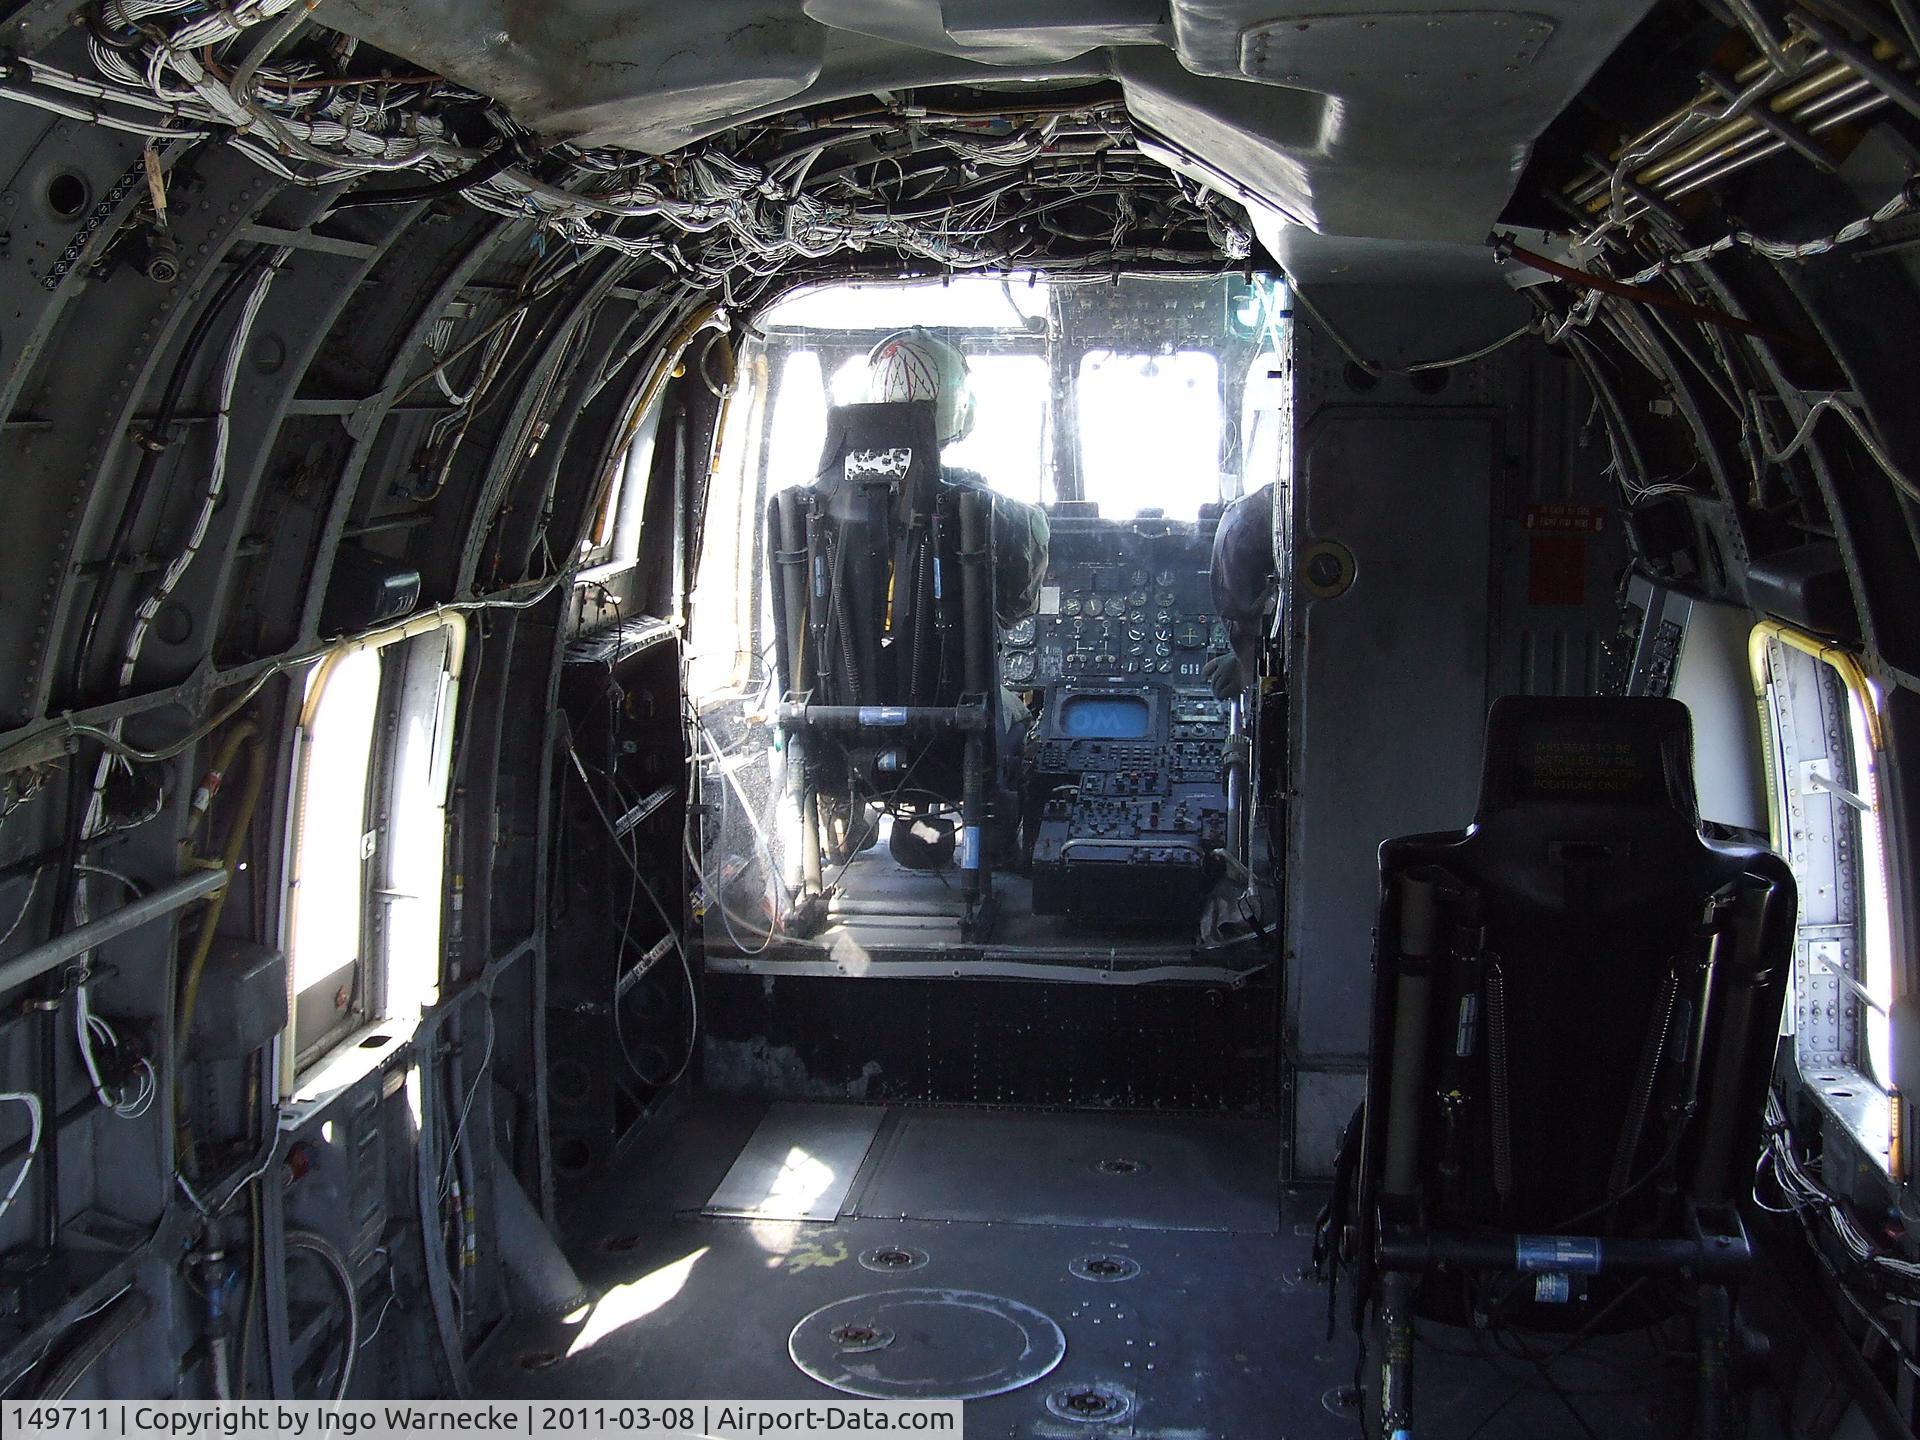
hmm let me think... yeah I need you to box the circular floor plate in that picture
[790,1288,1066,1400]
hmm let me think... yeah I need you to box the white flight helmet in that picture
[866,327,975,445]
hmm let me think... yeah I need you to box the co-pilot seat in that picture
[1329,696,1795,1440]
[766,399,1001,938]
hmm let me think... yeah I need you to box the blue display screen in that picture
[1059,693,1151,739]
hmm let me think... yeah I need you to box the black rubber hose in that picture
[326,147,517,210]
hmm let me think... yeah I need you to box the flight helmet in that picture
[866,326,975,444]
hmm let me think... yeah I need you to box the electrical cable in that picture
[117,253,287,694]
[328,144,518,210]
[1756,391,1920,508]
[565,744,699,1088]
[31,1288,151,1400]
[44,2,1246,279]
[1493,237,1811,352]
[285,1229,360,1400]
[51,572,571,770]
[0,871,42,948]
[0,1091,44,1226]
[1282,276,1540,378]
[437,1004,494,1202]
[70,242,280,706]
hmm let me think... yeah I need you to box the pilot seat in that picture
[766,399,1002,939]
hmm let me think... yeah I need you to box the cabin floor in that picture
[481,1098,1789,1437]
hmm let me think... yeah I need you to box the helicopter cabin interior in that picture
[0,1,1918,1437]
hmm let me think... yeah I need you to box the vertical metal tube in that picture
[1383,870,1443,1196]
[1694,1281,1734,1440]
[1691,875,1779,1202]
[1225,696,1248,872]
[1378,1270,1417,1435]
[800,791,823,898]
[956,492,992,921]
[773,490,823,900]
[957,490,992,696]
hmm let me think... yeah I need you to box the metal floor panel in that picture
[847,1108,1281,1234]
[479,1100,1789,1439]
[703,1102,885,1220]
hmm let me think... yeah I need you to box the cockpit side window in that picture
[1758,629,1897,1122]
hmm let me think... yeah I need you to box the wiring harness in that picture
[0,0,1251,298]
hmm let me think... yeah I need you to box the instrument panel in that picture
[1004,517,1237,925]
[999,519,1227,685]
[1026,697,1233,921]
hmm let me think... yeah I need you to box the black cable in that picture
[563,744,698,1087]
[326,145,518,211]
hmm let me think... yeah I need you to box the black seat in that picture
[1327,696,1794,1439]
[766,400,1000,935]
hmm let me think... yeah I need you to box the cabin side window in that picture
[1758,631,1896,1116]
[284,623,462,1071]
[578,392,664,578]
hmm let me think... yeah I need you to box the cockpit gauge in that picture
[1127,626,1146,643]
[1173,620,1207,649]
[1155,588,1176,608]
[1209,620,1229,650]
[1086,595,1104,617]
[1127,588,1149,608]
[1005,616,1037,646]
[1130,568,1149,585]
[1003,650,1036,684]
[1155,568,1177,587]
[1061,596,1082,617]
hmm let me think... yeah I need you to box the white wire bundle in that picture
[76,984,156,1119]
[1619,179,1917,284]
[53,246,288,1129]
[0,1090,44,1227]
[4,2,1237,282]
[116,251,286,691]
[1756,1091,1920,1291]
[72,0,468,183]
[688,714,788,955]
[1754,390,1920,508]
[0,871,42,948]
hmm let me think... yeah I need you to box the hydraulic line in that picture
[173,721,267,1104]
